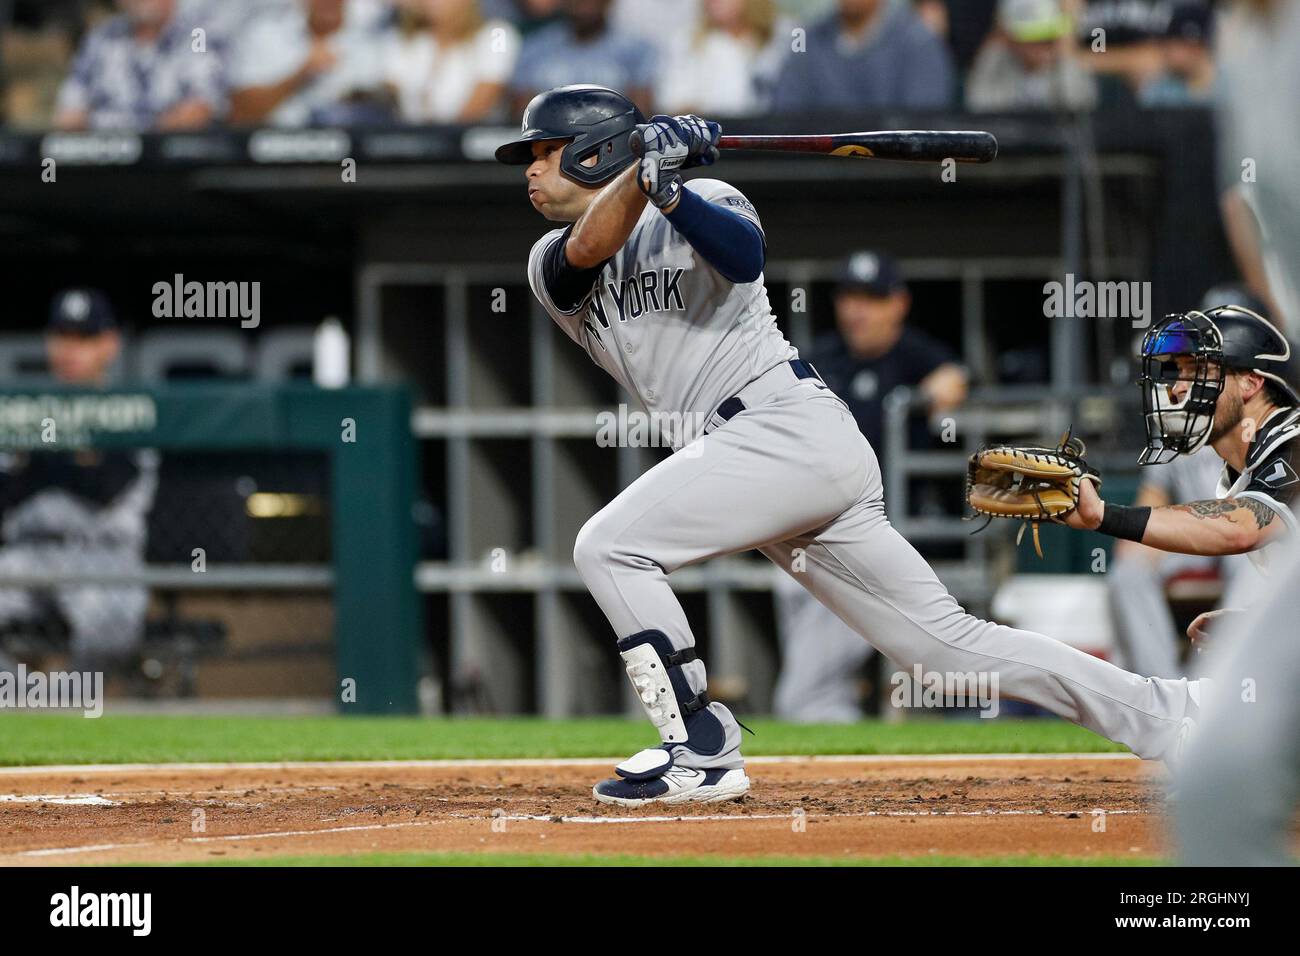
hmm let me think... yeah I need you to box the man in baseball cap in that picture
[0,287,155,678]
[45,289,122,385]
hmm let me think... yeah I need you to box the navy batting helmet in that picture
[494,84,645,186]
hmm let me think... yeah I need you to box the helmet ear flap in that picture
[559,112,643,185]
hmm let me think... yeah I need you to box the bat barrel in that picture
[718,130,999,164]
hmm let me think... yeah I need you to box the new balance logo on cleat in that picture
[593,766,750,807]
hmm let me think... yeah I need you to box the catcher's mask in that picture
[1137,311,1225,465]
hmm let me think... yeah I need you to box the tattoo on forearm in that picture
[1173,498,1277,530]
[1174,500,1236,519]
[1238,498,1278,530]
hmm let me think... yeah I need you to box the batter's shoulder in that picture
[528,226,568,260]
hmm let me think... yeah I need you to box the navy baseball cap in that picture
[835,251,906,297]
[1166,3,1212,43]
[47,288,117,334]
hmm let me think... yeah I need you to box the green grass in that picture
[0,713,1126,766]
[178,850,1162,867]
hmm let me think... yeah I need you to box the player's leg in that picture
[773,572,873,722]
[573,385,865,803]
[760,499,1199,761]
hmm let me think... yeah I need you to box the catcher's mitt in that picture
[965,430,1100,557]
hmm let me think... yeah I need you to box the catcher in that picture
[969,305,1299,644]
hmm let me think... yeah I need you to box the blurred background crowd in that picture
[0,0,1228,131]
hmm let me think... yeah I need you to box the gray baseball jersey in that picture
[529,175,1201,774]
[528,178,796,436]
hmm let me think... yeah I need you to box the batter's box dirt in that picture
[0,756,1166,865]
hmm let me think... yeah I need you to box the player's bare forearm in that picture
[1138,497,1282,555]
[566,165,653,268]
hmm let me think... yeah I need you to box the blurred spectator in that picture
[609,0,701,74]
[2,1,88,127]
[1075,0,1175,107]
[769,0,954,113]
[967,0,1097,111]
[228,0,390,127]
[384,0,521,123]
[654,0,790,116]
[0,291,158,673]
[930,0,1001,73]
[1139,2,1216,105]
[1217,0,1300,338]
[772,252,968,722]
[508,0,655,115]
[913,0,948,35]
[481,0,563,35]
[53,0,225,131]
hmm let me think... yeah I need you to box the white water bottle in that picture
[313,316,350,388]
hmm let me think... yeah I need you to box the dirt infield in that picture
[0,755,1166,864]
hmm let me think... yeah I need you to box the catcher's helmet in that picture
[1137,305,1298,464]
[494,84,645,186]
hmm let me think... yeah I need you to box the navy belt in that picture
[715,359,823,423]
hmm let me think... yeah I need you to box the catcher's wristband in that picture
[1096,504,1151,543]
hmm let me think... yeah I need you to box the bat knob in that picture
[628,128,645,159]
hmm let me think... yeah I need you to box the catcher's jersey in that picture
[527,178,796,439]
[1216,405,1300,571]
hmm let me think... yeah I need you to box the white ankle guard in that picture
[617,629,713,747]
[621,641,690,744]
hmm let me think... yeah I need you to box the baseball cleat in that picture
[593,766,750,807]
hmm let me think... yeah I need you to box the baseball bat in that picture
[629,129,998,165]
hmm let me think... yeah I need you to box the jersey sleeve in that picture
[527,227,605,346]
[1237,436,1300,534]
[527,224,610,315]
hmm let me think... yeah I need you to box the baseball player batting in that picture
[495,84,1202,806]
